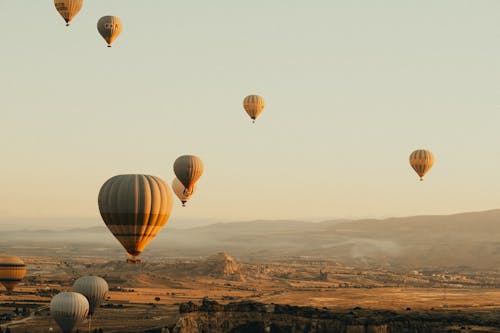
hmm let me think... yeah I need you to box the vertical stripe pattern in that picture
[72,276,109,315]
[98,174,173,257]
[409,149,435,180]
[0,255,26,292]
[97,16,123,46]
[173,155,204,195]
[243,95,265,122]
[50,292,89,333]
[172,177,196,206]
[54,0,83,25]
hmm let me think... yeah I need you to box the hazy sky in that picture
[0,1,498,223]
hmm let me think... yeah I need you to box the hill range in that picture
[0,209,499,270]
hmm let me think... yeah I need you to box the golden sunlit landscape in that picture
[0,0,499,332]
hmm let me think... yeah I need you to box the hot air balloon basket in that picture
[126,258,142,264]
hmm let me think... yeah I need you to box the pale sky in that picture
[0,1,498,223]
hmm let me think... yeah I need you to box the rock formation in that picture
[204,252,242,281]
[173,299,500,333]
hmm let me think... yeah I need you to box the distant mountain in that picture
[0,210,499,270]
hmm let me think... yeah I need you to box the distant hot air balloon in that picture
[97,16,122,47]
[54,0,83,26]
[0,255,26,292]
[72,276,109,315]
[243,95,265,123]
[50,292,89,333]
[98,174,173,263]
[409,149,435,181]
[172,177,196,207]
[173,155,204,195]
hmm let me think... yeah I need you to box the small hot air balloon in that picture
[409,149,435,181]
[97,16,122,47]
[98,174,173,263]
[243,95,265,123]
[172,177,196,207]
[72,276,109,315]
[50,292,89,333]
[173,155,204,195]
[54,0,83,26]
[0,255,26,292]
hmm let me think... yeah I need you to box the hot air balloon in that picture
[0,255,26,292]
[50,292,89,333]
[243,95,265,123]
[54,0,83,26]
[173,155,204,195]
[98,174,173,263]
[172,177,196,207]
[409,149,435,181]
[72,276,108,315]
[97,16,122,47]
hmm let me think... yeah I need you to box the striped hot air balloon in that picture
[173,155,204,195]
[97,16,122,47]
[243,95,265,123]
[98,175,173,262]
[54,0,83,26]
[172,177,196,207]
[0,255,26,292]
[50,292,89,333]
[409,149,435,181]
[73,276,109,315]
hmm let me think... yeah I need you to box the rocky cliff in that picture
[173,299,500,333]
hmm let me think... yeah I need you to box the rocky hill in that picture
[204,252,242,281]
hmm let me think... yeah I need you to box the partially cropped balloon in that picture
[172,177,196,207]
[0,255,26,292]
[173,155,204,195]
[97,16,122,47]
[73,276,109,315]
[409,149,435,181]
[54,0,83,26]
[51,292,89,333]
[243,95,265,123]
[98,174,173,261]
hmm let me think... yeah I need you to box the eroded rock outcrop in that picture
[174,299,500,333]
[204,252,242,281]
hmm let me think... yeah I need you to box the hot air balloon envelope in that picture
[243,95,265,123]
[97,16,122,47]
[50,292,89,333]
[98,174,173,259]
[173,155,204,195]
[0,255,26,292]
[172,177,196,206]
[73,276,109,315]
[54,0,83,26]
[409,149,435,181]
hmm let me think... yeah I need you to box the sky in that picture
[0,1,499,225]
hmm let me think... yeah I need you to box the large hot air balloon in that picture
[54,0,83,26]
[0,255,26,292]
[409,149,435,181]
[98,174,173,263]
[172,177,196,207]
[243,95,265,123]
[173,155,204,195]
[97,16,122,47]
[72,276,109,315]
[50,292,89,333]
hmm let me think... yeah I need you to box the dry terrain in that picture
[0,253,497,332]
[0,211,499,331]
